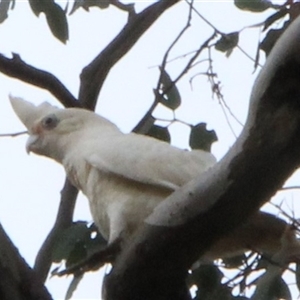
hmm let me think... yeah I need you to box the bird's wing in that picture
[85,132,216,191]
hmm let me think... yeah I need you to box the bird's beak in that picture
[10,95,59,155]
[26,135,39,154]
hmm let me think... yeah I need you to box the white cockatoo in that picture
[10,96,216,244]
[10,96,298,263]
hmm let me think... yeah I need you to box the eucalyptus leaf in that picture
[263,8,288,31]
[159,68,181,110]
[44,2,69,43]
[28,0,44,16]
[70,0,110,14]
[28,0,69,43]
[215,32,239,53]
[234,0,272,12]
[146,124,170,143]
[65,273,84,300]
[0,0,13,23]
[260,23,288,56]
[52,221,107,264]
[189,123,217,152]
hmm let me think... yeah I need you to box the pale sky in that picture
[0,1,298,299]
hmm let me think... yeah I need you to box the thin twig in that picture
[206,47,243,137]
[172,35,216,85]
[133,0,194,133]
[237,45,263,68]
[0,131,27,137]
[187,0,223,34]
[156,0,194,93]
[78,0,181,109]
[280,186,300,191]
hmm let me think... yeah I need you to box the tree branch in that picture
[133,0,195,134]
[34,179,78,283]
[0,223,52,300]
[104,14,300,300]
[110,0,135,14]
[0,53,79,108]
[78,0,181,109]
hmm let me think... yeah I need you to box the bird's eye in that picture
[41,114,59,130]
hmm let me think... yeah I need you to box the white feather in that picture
[10,96,216,243]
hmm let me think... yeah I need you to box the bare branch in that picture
[280,186,300,191]
[0,131,27,137]
[0,223,52,300]
[133,0,195,133]
[78,0,181,109]
[0,53,79,108]
[34,179,78,282]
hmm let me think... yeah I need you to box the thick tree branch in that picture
[78,0,181,109]
[0,53,79,108]
[0,223,52,300]
[104,14,300,300]
[34,179,78,283]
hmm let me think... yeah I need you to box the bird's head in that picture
[10,95,115,162]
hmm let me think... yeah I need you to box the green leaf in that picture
[52,221,107,265]
[158,68,181,110]
[146,125,170,143]
[66,241,87,268]
[52,221,88,262]
[65,274,84,300]
[215,32,239,53]
[70,0,110,14]
[222,253,246,269]
[263,8,288,31]
[28,0,44,16]
[260,23,288,56]
[189,123,217,152]
[0,0,14,23]
[44,2,69,43]
[234,0,272,12]
[28,1,68,43]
